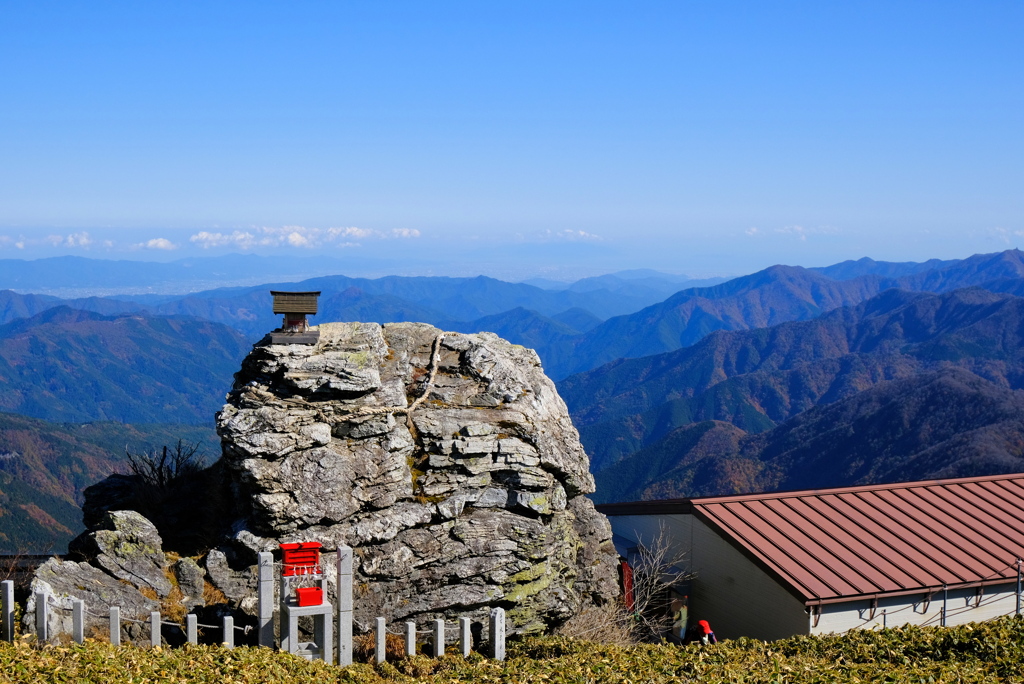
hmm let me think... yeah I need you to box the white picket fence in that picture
[0,546,506,665]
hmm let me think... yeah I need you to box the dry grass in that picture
[202,581,227,606]
[555,603,635,646]
[353,632,408,662]
[160,585,188,623]
[85,625,110,643]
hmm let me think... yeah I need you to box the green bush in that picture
[2,616,1023,683]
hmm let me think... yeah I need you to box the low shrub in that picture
[1,616,1022,683]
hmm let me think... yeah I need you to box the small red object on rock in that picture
[295,587,323,607]
[280,542,322,576]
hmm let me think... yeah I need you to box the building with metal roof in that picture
[598,473,1024,641]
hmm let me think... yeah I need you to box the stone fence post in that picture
[490,607,505,661]
[34,591,48,643]
[1,580,13,642]
[337,545,353,666]
[257,551,275,648]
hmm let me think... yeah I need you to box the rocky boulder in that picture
[29,511,170,641]
[27,558,160,642]
[217,322,619,632]
[27,321,619,639]
[68,510,172,597]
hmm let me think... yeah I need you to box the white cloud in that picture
[190,230,258,249]
[538,229,603,242]
[141,237,178,250]
[988,227,1024,244]
[389,228,421,239]
[746,227,760,236]
[45,231,94,248]
[774,225,839,242]
[329,227,374,239]
[189,225,421,249]
[286,231,309,247]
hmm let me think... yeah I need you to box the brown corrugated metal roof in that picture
[688,473,1024,604]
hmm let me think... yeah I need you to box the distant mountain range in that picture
[6,250,1024,383]
[546,249,1024,378]
[5,249,1024,524]
[0,413,218,553]
[0,308,250,424]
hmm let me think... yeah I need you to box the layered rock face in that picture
[218,322,618,632]
[26,321,619,638]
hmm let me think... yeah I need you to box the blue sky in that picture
[1,1,1021,279]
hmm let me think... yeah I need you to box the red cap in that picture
[699,620,711,634]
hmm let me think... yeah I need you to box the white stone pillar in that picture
[405,621,416,657]
[223,615,234,649]
[186,614,197,645]
[432,618,445,657]
[34,591,48,643]
[109,606,121,646]
[459,617,471,657]
[72,600,84,644]
[150,612,161,647]
[489,607,505,661]
[257,551,275,648]
[336,545,353,666]
[375,617,386,664]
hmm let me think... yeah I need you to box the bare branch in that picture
[628,522,692,642]
[125,439,206,489]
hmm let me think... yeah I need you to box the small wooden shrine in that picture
[269,290,321,345]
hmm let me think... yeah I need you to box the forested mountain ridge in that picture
[593,367,1024,503]
[562,287,1024,472]
[547,249,1024,379]
[0,308,250,424]
[0,413,218,553]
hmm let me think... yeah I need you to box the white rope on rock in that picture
[352,333,447,417]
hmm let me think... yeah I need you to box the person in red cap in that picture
[698,619,717,645]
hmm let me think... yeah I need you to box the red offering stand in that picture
[280,541,322,576]
[278,540,333,661]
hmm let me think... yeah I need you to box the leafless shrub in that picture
[0,550,21,584]
[126,439,206,489]
[627,523,692,643]
[558,522,692,645]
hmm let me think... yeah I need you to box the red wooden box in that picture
[295,587,323,607]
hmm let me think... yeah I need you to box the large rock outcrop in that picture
[218,322,618,632]
[28,321,619,638]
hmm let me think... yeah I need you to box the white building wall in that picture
[688,517,809,641]
[815,583,1020,635]
[609,513,694,566]
[609,514,809,641]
